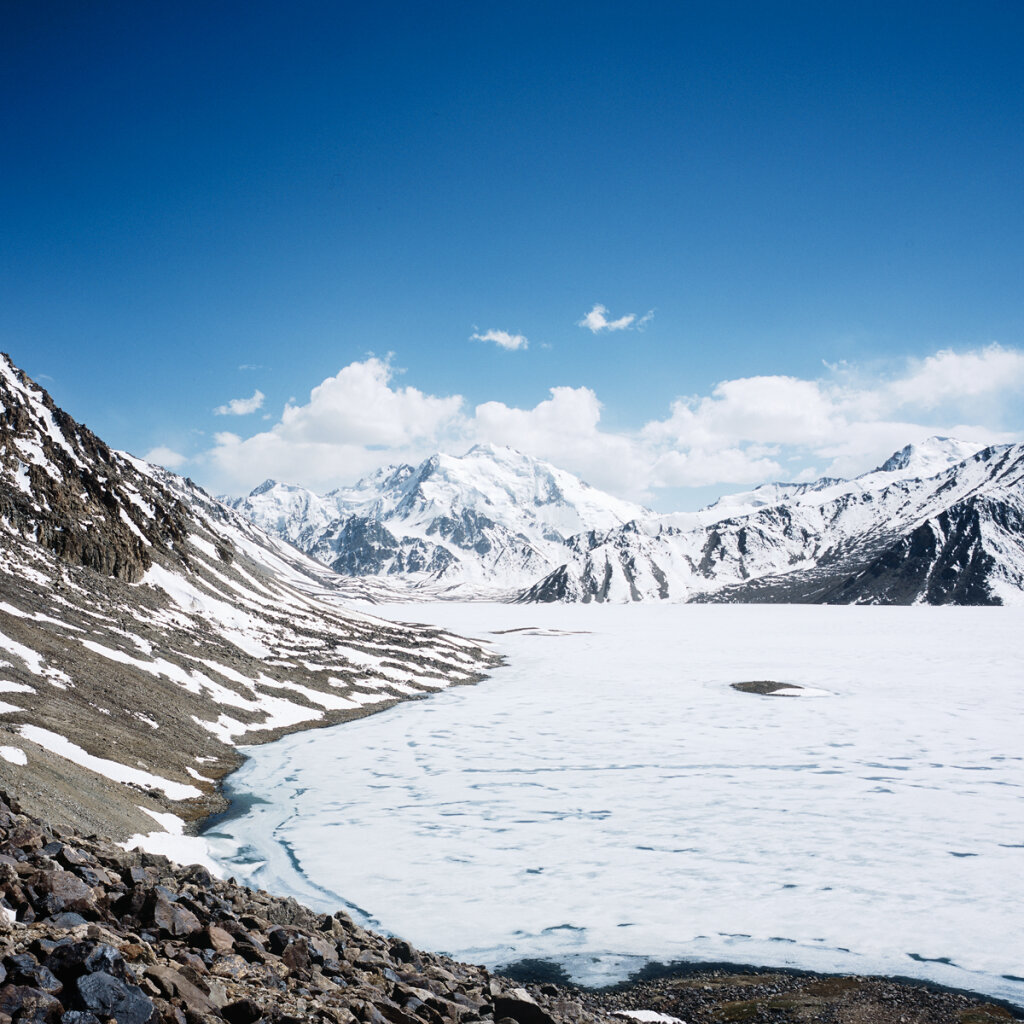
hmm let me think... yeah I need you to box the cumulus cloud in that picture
[470,328,529,351]
[214,390,265,416]
[474,386,650,497]
[884,344,1024,412]
[201,358,467,493]
[639,343,1024,488]
[144,446,188,470]
[578,304,653,333]
[195,345,1024,506]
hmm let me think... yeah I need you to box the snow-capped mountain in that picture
[227,444,648,596]
[228,433,1024,605]
[520,437,1024,605]
[0,354,497,840]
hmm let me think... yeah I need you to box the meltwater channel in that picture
[202,603,1024,1007]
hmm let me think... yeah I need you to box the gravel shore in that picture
[0,791,1019,1024]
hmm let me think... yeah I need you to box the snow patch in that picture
[18,725,202,800]
[121,807,224,875]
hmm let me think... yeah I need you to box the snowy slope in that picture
[691,436,987,525]
[228,444,648,596]
[521,439,1024,606]
[0,353,498,839]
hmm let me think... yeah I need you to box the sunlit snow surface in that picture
[204,604,1024,1006]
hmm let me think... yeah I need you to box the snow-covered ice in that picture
[204,604,1024,1006]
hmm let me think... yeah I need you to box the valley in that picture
[0,354,1020,1023]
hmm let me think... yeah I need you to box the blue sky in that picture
[4,1,1024,509]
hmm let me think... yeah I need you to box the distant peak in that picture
[875,436,983,476]
[878,444,917,473]
[249,479,279,496]
[464,442,519,459]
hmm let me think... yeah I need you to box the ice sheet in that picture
[204,604,1024,1007]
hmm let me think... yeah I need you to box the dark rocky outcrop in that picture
[0,356,190,583]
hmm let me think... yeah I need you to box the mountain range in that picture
[226,445,647,597]
[228,437,1024,606]
[0,352,1014,1024]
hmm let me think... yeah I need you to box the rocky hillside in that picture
[0,354,499,843]
[0,793,1015,1024]
[226,447,647,598]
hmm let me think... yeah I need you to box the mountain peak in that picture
[229,443,648,593]
[875,436,985,478]
[464,442,521,460]
[250,478,279,496]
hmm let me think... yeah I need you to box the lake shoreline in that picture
[195,603,1024,1018]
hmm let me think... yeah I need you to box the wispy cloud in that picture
[214,389,265,416]
[470,328,529,351]
[578,304,654,333]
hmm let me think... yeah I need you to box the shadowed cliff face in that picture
[0,356,190,583]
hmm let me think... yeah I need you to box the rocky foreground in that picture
[0,793,1018,1024]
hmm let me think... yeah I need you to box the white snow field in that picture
[204,604,1024,1006]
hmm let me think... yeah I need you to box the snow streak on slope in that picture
[0,353,498,840]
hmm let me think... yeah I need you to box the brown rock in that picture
[0,983,62,1024]
[145,965,216,1016]
[201,925,235,953]
[41,870,95,914]
[281,940,311,974]
[150,897,201,938]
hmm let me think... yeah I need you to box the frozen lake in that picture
[203,604,1024,1007]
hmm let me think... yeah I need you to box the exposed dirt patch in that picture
[580,963,1021,1024]
[731,681,803,695]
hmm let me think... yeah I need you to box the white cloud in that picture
[144,446,188,470]
[474,386,650,497]
[884,344,1024,412]
[470,328,529,351]
[648,447,784,489]
[638,344,1024,490]
[645,376,839,449]
[578,304,654,333]
[214,390,265,416]
[195,345,1024,507]
[202,357,466,493]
